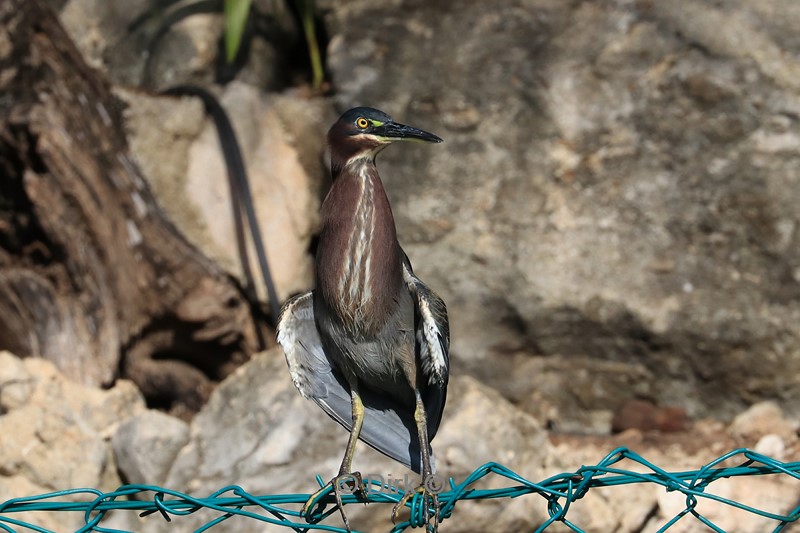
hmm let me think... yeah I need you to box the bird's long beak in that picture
[374,121,443,143]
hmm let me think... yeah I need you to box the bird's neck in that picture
[316,158,403,333]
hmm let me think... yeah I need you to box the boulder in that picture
[0,351,146,531]
[119,83,333,309]
[113,410,190,486]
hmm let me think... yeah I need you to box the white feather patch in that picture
[402,262,448,386]
[276,292,316,399]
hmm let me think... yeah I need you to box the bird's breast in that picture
[315,164,403,334]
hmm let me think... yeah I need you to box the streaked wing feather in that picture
[401,254,450,441]
[277,292,330,399]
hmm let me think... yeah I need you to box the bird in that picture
[276,107,449,531]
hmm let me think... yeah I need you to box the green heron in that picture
[277,107,449,531]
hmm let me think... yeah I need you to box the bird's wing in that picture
[276,292,332,399]
[401,254,450,441]
[277,291,430,473]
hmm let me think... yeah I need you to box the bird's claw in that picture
[391,480,440,532]
[302,471,366,532]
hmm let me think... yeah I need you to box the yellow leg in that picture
[391,389,440,532]
[339,386,364,475]
[303,386,366,532]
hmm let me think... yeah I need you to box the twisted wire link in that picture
[0,448,797,533]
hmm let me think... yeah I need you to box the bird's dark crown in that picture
[334,107,394,137]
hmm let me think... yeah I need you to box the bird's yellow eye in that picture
[356,117,369,129]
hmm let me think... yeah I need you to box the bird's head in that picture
[327,107,442,174]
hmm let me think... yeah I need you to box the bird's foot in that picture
[391,477,441,532]
[302,471,366,532]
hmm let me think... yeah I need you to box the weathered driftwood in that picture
[0,0,265,416]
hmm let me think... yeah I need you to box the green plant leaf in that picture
[297,0,324,91]
[224,0,252,64]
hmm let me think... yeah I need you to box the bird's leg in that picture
[338,384,365,477]
[333,385,368,520]
[302,385,366,532]
[391,389,440,532]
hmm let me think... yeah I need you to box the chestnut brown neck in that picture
[315,157,402,334]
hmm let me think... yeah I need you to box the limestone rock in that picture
[0,474,76,533]
[437,376,547,473]
[0,353,145,487]
[59,0,150,71]
[181,83,326,304]
[430,376,551,533]
[730,401,798,442]
[654,474,798,533]
[113,410,190,486]
[0,351,146,530]
[116,86,207,210]
[0,351,34,412]
[121,83,330,309]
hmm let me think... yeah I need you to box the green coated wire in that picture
[0,447,797,533]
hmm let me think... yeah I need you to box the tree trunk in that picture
[0,0,265,416]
